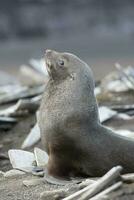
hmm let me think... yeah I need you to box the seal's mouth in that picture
[46,59,52,69]
[45,59,52,76]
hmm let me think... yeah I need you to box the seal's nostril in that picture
[45,49,52,56]
[46,49,52,53]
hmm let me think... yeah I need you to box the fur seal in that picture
[38,49,134,180]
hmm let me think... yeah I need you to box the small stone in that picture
[31,165,44,177]
[40,189,67,200]
[3,138,12,144]
[23,178,43,187]
[34,147,49,167]
[0,153,8,159]
[122,173,134,183]
[0,171,5,178]
[0,144,3,149]
[4,169,25,178]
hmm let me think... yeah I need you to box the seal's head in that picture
[45,49,89,81]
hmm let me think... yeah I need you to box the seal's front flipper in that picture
[43,170,83,186]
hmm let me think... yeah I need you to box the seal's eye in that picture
[58,59,64,66]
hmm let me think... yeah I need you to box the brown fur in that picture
[38,50,134,179]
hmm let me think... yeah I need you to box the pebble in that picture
[40,189,67,200]
[0,144,3,149]
[4,169,25,178]
[23,178,43,187]
[0,171,5,178]
[3,138,12,144]
[0,153,8,159]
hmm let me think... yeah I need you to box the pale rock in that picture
[8,149,35,172]
[99,106,117,123]
[34,147,49,167]
[4,169,25,178]
[23,178,43,187]
[40,189,67,200]
[94,87,101,96]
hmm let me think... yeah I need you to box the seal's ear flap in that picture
[57,59,65,67]
[62,55,69,62]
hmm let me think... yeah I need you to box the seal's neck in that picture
[88,97,100,126]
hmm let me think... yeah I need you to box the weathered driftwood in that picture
[122,173,134,183]
[0,116,17,122]
[20,65,45,85]
[63,166,122,200]
[0,85,44,105]
[0,96,41,117]
[115,63,134,90]
[90,181,122,200]
[0,116,17,129]
[110,104,134,112]
[78,179,96,189]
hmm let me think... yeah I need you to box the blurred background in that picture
[0,0,134,80]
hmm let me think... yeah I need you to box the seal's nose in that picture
[45,49,52,57]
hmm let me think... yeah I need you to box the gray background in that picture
[0,0,134,79]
